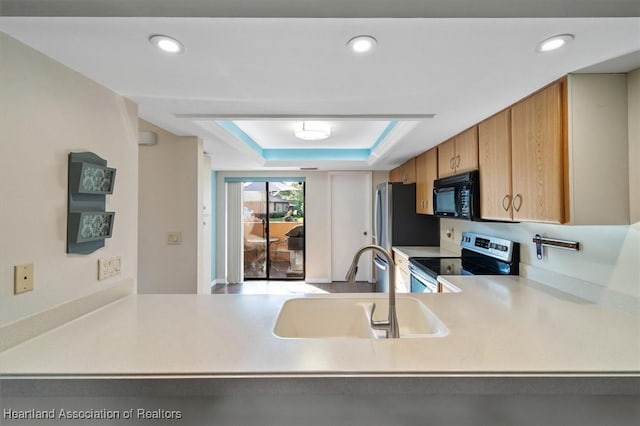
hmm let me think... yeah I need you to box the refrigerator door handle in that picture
[374,256,387,271]
[374,187,382,242]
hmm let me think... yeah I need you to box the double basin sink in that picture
[273,296,448,339]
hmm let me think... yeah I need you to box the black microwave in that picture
[433,170,480,220]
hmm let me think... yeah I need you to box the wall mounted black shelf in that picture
[67,152,116,254]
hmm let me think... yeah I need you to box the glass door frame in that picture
[241,179,305,281]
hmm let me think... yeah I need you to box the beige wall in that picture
[0,34,139,326]
[138,120,207,294]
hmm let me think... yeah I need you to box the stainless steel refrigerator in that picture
[374,182,440,292]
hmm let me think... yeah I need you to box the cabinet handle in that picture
[512,194,523,212]
[502,194,512,211]
[449,157,455,170]
[455,155,460,168]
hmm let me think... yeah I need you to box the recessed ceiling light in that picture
[536,34,574,53]
[347,35,377,54]
[295,122,331,141]
[149,35,184,54]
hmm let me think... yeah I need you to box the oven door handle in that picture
[374,257,387,271]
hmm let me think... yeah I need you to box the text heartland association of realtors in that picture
[3,408,182,420]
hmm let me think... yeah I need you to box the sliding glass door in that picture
[242,181,305,280]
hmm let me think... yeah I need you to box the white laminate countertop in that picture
[392,246,458,258]
[1,276,638,378]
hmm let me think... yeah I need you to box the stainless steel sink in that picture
[273,296,448,339]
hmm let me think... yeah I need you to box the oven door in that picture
[409,269,438,293]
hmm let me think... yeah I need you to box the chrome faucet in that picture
[345,245,399,339]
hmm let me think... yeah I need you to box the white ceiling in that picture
[1,2,639,171]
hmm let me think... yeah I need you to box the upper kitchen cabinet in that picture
[390,157,416,184]
[510,80,565,223]
[480,74,630,225]
[478,109,512,221]
[416,148,438,215]
[438,126,479,178]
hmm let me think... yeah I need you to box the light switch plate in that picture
[98,258,109,280]
[14,263,34,294]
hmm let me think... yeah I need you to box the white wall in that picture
[0,34,139,326]
[138,120,206,294]
[628,68,640,224]
[215,171,331,283]
[440,219,639,299]
[199,154,213,293]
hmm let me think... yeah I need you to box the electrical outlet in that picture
[98,256,122,280]
[14,263,34,294]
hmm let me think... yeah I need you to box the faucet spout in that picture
[345,245,399,338]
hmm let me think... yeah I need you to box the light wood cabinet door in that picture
[402,157,416,184]
[389,165,403,183]
[479,109,513,221]
[437,128,478,178]
[437,138,456,177]
[416,148,438,214]
[511,81,565,223]
[453,126,479,174]
[390,158,416,184]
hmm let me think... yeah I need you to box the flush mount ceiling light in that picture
[294,122,331,141]
[149,34,184,54]
[536,34,574,53]
[347,35,377,54]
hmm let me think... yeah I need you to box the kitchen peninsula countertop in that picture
[1,276,638,378]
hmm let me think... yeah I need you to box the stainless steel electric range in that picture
[408,232,520,293]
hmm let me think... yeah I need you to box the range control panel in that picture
[460,232,516,262]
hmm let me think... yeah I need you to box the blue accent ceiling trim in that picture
[217,121,264,155]
[369,121,398,152]
[217,119,398,161]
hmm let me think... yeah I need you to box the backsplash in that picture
[440,218,639,300]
